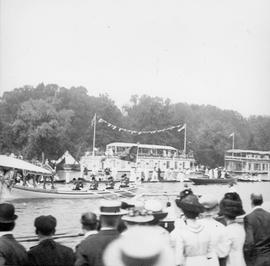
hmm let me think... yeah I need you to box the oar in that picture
[18,233,84,243]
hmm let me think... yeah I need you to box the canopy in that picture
[0,155,52,175]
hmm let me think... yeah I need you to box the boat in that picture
[189,177,236,185]
[1,184,137,200]
[0,155,137,200]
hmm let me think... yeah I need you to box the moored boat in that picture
[189,177,236,185]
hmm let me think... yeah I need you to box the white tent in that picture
[56,151,79,165]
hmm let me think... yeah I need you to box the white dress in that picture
[171,219,217,266]
[200,217,230,266]
[225,222,246,266]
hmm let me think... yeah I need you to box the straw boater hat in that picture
[218,192,245,217]
[103,226,175,266]
[144,200,168,221]
[122,206,154,224]
[175,189,204,214]
[98,200,128,216]
[0,203,18,223]
[199,195,219,216]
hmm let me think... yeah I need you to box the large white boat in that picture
[80,142,195,181]
[225,149,270,180]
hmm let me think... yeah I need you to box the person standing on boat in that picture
[243,193,270,266]
[28,215,75,266]
[75,200,127,266]
[0,203,28,266]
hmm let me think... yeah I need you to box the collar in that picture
[100,227,115,231]
[39,236,53,243]
[84,230,98,239]
[0,231,13,237]
[253,206,263,211]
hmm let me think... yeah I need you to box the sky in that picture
[1,0,270,117]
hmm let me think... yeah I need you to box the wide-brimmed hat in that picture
[98,200,128,216]
[0,203,18,223]
[122,207,154,224]
[175,191,204,214]
[103,226,175,266]
[218,192,245,217]
[144,200,168,221]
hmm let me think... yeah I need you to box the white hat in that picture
[98,200,128,216]
[144,200,168,220]
[103,226,175,266]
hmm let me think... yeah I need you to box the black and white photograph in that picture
[0,0,270,265]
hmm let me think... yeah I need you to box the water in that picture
[9,182,270,250]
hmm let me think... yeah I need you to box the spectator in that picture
[103,226,175,266]
[244,193,270,266]
[28,215,75,266]
[199,194,230,266]
[171,188,215,266]
[219,192,246,266]
[80,212,99,238]
[0,203,28,266]
[75,200,127,266]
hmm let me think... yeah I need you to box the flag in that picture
[177,123,186,132]
[91,114,96,127]
[119,146,138,163]
[229,132,235,138]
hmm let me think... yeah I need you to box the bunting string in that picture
[97,118,186,135]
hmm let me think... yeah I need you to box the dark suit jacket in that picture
[28,238,75,266]
[0,234,28,266]
[244,207,270,266]
[75,229,120,266]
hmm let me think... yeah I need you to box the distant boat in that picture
[189,177,236,185]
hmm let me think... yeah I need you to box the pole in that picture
[92,114,96,157]
[232,133,235,150]
[183,124,187,155]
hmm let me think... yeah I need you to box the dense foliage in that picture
[1,83,270,167]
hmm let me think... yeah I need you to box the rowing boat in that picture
[1,184,137,200]
[0,155,137,200]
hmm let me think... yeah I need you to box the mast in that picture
[232,133,235,150]
[92,113,96,157]
[183,123,187,155]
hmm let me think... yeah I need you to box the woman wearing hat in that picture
[199,195,230,266]
[218,192,246,266]
[171,189,215,266]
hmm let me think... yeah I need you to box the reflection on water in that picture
[8,182,270,250]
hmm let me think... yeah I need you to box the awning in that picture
[0,155,52,175]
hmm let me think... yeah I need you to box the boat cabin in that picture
[225,149,270,176]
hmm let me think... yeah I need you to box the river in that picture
[9,182,270,250]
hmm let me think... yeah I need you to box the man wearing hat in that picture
[243,193,270,266]
[103,226,175,266]
[0,203,28,266]
[75,200,127,266]
[28,215,75,266]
